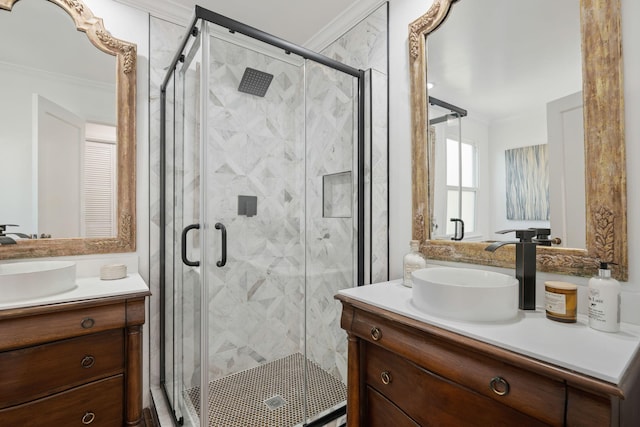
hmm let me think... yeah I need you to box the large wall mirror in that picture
[409,0,627,280]
[0,0,136,259]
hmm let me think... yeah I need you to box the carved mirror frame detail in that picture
[0,0,136,259]
[409,0,627,280]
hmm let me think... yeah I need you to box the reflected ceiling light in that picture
[427,82,434,89]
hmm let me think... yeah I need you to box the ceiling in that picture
[117,0,379,47]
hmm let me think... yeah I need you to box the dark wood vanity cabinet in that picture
[337,295,640,427]
[0,294,149,426]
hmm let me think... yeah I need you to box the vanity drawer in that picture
[0,375,123,426]
[0,329,124,408]
[353,310,565,425]
[365,386,419,427]
[364,343,550,426]
[0,303,126,351]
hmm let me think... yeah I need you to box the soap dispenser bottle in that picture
[588,262,621,332]
[403,240,427,287]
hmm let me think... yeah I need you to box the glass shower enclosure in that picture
[160,7,364,426]
[428,96,472,240]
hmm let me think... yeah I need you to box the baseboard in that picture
[143,406,161,427]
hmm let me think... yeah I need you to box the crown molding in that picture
[112,0,191,26]
[304,0,386,52]
[115,0,386,51]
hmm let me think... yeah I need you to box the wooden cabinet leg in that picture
[126,324,144,427]
[347,333,361,427]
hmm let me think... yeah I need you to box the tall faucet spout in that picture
[484,230,537,310]
[484,241,516,252]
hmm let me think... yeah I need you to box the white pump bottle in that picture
[588,262,621,332]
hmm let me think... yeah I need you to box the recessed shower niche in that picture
[323,171,352,218]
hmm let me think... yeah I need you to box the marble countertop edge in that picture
[337,281,640,385]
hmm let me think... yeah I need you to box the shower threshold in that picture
[184,353,346,427]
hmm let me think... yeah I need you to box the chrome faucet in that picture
[485,229,537,310]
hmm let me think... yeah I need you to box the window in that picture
[445,138,477,235]
[83,123,117,237]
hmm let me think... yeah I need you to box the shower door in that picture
[198,21,313,426]
[163,23,204,426]
[428,102,474,240]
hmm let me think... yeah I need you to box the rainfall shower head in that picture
[238,67,274,97]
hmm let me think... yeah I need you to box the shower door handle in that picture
[215,223,227,267]
[181,224,200,267]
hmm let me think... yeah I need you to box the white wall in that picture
[388,0,429,278]
[388,0,639,297]
[621,0,640,292]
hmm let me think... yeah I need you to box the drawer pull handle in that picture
[81,355,96,369]
[489,376,510,396]
[81,318,95,329]
[370,327,382,341]
[381,371,392,385]
[81,412,95,424]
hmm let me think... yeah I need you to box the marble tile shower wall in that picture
[322,4,389,286]
[304,61,358,380]
[148,3,388,390]
[307,3,389,382]
[204,38,306,380]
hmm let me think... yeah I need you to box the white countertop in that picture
[338,280,640,384]
[0,273,149,311]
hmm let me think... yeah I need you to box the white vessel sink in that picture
[0,261,76,303]
[412,267,518,322]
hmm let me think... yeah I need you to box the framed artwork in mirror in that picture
[504,144,549,222]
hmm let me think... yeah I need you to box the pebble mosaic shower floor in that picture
[185,353,346,426]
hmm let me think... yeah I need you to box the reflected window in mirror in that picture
[429,109,479,239]
[444,139,477,236]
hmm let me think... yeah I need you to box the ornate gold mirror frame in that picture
[409,0,627,280]
[0,0,136,259]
